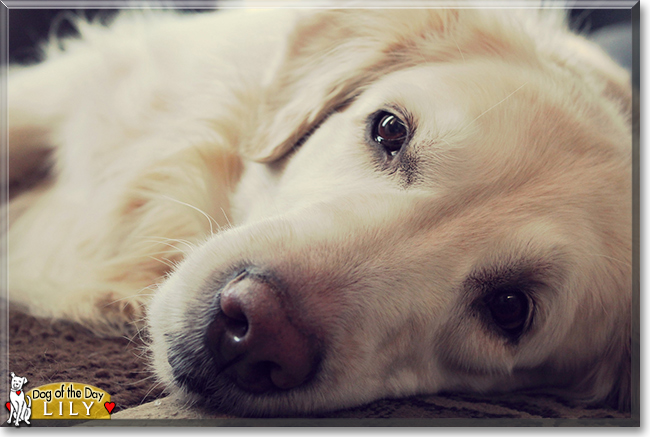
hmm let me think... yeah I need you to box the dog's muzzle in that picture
[202,270,322,394]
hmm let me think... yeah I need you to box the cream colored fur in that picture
[7,7,632,416]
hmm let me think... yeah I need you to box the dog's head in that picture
[10,373,28,392]
[148,9,632,416]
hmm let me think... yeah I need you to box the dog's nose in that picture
[205,272,320,393]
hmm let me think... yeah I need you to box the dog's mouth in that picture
[164,266,324,411]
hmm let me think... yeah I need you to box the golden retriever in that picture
[6,7,632,417]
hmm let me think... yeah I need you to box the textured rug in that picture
[6,308,630,424]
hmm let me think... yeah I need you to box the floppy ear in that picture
[601,325,632,412]
[612,308,634,412]
[240,9,460,162]
[557,35,632,121]
[580,315,632,411]
[612,335,632,411]
[21,377,28,386]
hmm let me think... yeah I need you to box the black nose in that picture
[205,271,320,393]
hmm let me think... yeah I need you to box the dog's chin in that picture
[165,341,333,417]
[170,373,330,418]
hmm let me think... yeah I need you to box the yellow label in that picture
[26,382,111,420]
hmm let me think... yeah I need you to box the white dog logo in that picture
[7,372,31,426]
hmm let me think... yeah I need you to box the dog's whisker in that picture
[454,38,466,63]
[158,194,220,236]
[139,381,165,405]
[104,286,157,305]
[463,82,528,131]
[122,331,141,345]
[141,249,186,258]
[126,374,158,386]
[148,256,178,270]
[138,241,189,255]
[121,317,151,344]
[138,240,185,253]
[439,138,454,149]
[220,207,233,229]
[138,235,196,247]
[591,253,632,268]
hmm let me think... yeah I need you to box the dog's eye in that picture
[486,290,530,334]
[373,111,408,156]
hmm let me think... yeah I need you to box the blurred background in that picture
[8,4,634,72]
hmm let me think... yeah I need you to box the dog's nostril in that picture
[224,316,248,341]
[219,275,250,341]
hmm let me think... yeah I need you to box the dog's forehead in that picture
[355,61,556,144]
[351,60,627,189]
[355,63,481,130]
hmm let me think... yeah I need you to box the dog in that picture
[6,6,632,417]
[8,373,31,426]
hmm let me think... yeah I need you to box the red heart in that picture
[5,402,10,411]
[16,391,20,396]
[104,402,115,414]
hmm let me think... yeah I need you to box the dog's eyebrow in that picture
[464,260,554,292]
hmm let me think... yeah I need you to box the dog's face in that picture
[11,374,27,392]
[148,10,632,416]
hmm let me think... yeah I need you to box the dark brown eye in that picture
[486,290,529,333]
[373,111,408,156]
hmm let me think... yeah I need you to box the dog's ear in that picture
[240,9,460,162]
[612,335,632,411]
[21,377,28,386]
[607,315,633,412]
[581,317,632,412]
[557,35,633,121]
[10,372,15,378]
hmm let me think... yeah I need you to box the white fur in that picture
[7,7,632,416]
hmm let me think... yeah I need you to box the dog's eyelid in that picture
[364,103,415,129]
[465,269,545,292]
[381,104,415,130]
[465,256,560,289]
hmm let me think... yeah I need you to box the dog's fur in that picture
[8,373,31,426]
[7,7,632,416]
